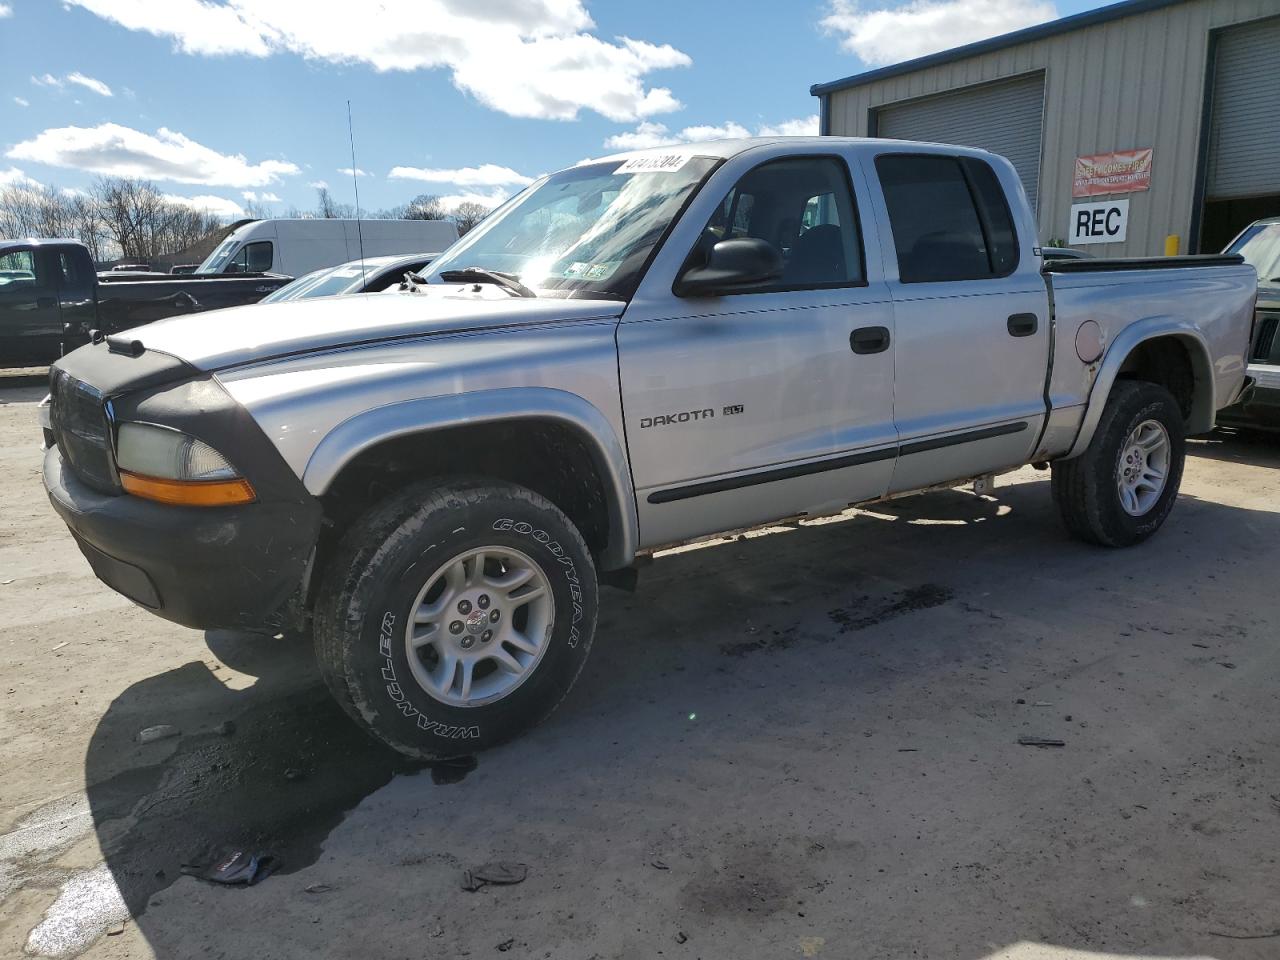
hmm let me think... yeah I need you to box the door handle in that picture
[1007,313,1038,337]
[850,325,891,354]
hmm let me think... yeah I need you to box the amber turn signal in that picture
[119,471,257,507]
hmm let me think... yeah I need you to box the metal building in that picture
[811,0,1280,257]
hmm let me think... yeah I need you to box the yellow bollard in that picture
[1164,234,1180,257]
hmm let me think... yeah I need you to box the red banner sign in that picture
[1072,148,1153,197]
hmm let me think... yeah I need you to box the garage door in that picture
[1206,15,1280,200]
[875,73,1045,212]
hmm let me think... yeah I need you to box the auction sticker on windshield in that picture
[616,154,691,174]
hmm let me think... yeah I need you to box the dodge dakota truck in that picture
[0,239,289,367]
[42,138,1256,758]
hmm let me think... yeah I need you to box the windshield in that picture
[197,238,239,275]
[262,264,368,303]
[1226,223,1280,283]
[422,155,719,301]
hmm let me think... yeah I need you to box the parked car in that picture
[1216,218,1280,432]
[43,138,1254,758]
[0,239,290,367]
[261,252,440,304]
[196,218,458,279]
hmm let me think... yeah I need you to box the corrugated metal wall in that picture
[822,0,1278,257]
[876,73,1046,211]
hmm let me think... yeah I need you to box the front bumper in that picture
[1218,365,1280,431]
[45,444,320,631]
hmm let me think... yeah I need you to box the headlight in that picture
[115,422,255,506]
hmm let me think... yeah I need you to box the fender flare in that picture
[1064,316,1215,459]
[302,387,639,570]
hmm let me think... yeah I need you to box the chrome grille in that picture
[49,369,120,493]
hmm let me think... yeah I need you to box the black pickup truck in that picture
[0,239,291,367]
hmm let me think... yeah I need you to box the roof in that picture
[587,135,1000,167]
[811,0,1191,97]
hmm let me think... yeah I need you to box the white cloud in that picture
[0,167,33,187]
[387,163,534,187]
[0,4,12,17]
[163,193,246,219]
[603,115,820,151]
[338,167,371,177]
[64,0,691,122]
[30,72,114,96]
[758,115,820,137]
[437,188,512,212]
[7,123,299,187]
[66,72,114,97]
[241,190,281,202]
[308,180,328,189]
[12,96,29,108]
[821,0,1056,66]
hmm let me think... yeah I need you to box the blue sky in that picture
[0,0,1111,219]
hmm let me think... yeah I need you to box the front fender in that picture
[1065,316,1215,459]
[302,386,639,570]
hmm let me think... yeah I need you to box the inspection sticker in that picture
[615,153,690,174]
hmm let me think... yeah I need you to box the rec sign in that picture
[1069,198,1129,245]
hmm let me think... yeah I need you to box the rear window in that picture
[875,154,1019,283]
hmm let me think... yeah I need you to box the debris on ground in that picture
[136,724,180,744]
[181,850,278,886]
[304,883,334,894]
[497,938,516,951]
[1219,662,1237,669]
[650,859,669,870]
[462,861,527,892]
[1017,736,1065,747]
[284,767,305,782]
[675,931,688,944]
[106,921,126,937]
[215,720,236,736]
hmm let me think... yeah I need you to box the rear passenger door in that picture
[867,152,1049,493]
[619,152,898,548]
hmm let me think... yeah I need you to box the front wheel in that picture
[314,479,598,759]
[1051,380,1186,547]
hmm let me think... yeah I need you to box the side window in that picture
[875,154,1018,283]
[57,252,94,297]
[0,250,40,291]
[225,241,273,273]
[960,157,1019,276]
[692,156,864,291]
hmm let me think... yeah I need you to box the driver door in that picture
[618,152,898,548]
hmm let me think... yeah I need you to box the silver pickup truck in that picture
[43,137,1256,758]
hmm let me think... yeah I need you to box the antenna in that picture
[347,99,367,288]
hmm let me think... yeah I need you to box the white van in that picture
[195,218,459,277]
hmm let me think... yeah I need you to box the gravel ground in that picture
[1,370,1278,960]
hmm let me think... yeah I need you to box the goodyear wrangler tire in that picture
[314,479,598,759]
[1051,380,1185,547]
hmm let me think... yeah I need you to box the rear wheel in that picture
[314,479,598,759]
[1052,380,1185,547]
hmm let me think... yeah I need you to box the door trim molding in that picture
[646,420,1028,504]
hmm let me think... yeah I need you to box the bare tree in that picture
[0,182,111,261]
[315,186,353,219]
[403,193,446,221]
[451,201,490,236]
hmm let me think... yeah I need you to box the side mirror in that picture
[675,237,783,297]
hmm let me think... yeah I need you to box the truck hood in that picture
[120,286,625,371]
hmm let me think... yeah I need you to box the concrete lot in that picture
[1,370,1278,960]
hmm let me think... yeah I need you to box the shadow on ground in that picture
[69,442,1280,959]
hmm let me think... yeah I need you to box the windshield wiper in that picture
[439,267,536,298]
